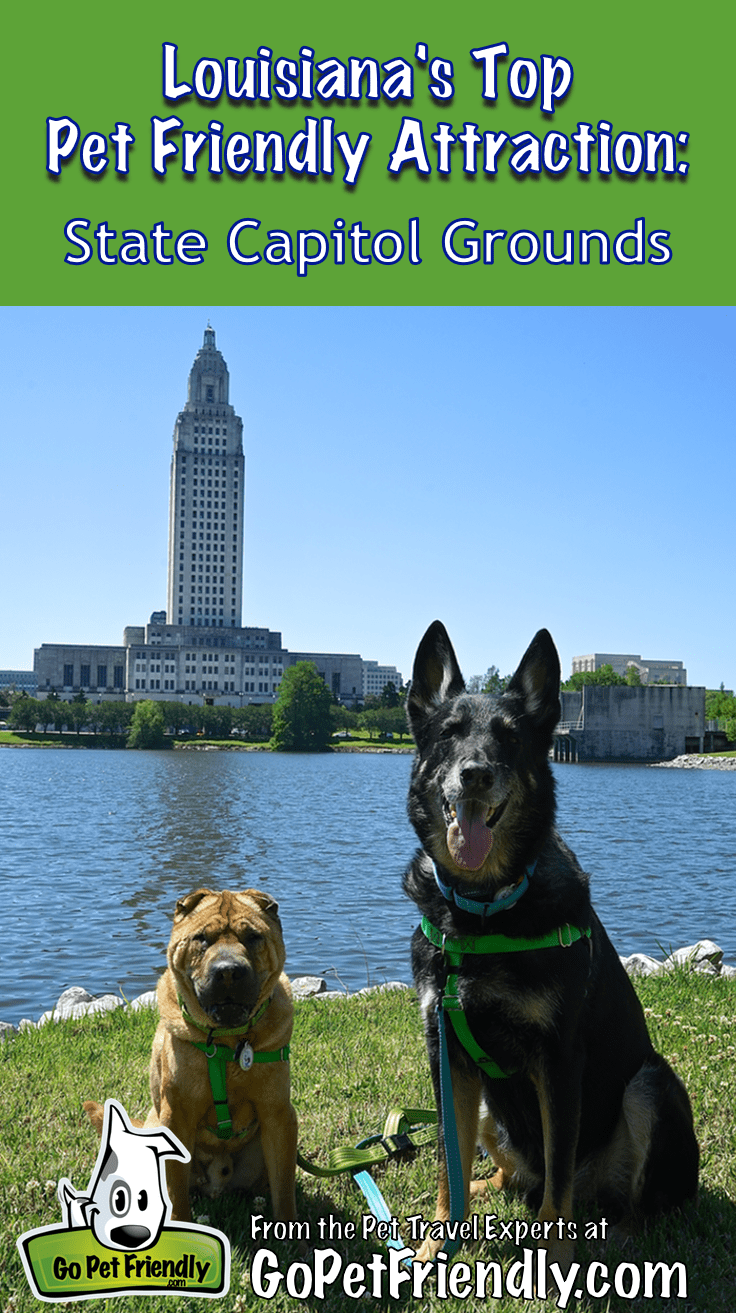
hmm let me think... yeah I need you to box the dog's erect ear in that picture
[174,889,213,921]
[506,629,561,735]
[407,621,465,735]
[243,889,281,922]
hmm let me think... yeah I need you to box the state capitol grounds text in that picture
[60,215,673,273]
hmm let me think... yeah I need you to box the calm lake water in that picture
[1,749,734,1024]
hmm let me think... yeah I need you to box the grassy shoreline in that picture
[2,973,734,1312]
[1,729,734,760]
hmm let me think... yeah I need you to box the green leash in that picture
[296,1106,437,1178]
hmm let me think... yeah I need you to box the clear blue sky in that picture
[1,306,733,690]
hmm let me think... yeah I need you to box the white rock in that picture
[128,990,158,1011]
[620,953,664,978]
[38,988,124,1025]
[290,976,327,1000]
[664,941,724,971]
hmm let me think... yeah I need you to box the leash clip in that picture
[557,923,574,948]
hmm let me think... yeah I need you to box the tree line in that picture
[4,666,412,750]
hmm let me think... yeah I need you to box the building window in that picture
[80,665,90,687]
[63,664,73,686]
[97,665,107,688]
[114,666,124,688]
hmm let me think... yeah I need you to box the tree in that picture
[706,689,736,741]
[161,701,189,735]
[37,690,60,732]
[359,708,381,740]
[127,699,167,749]
[380,681,399,708]
[330,704,359,738]
[271,662,333,752]
[466,666,511,695]
[625,665,642,686]
[96,701,134,740]
[67,699,91,736]
[8,696,40,734]
[561,664,627,691]
[233,703,273,741]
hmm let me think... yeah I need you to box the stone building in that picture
[571,652,687,684]
[554,684,705,762]
[32,328,401,709]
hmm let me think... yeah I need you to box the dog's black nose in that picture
[110,1224,152,1248]
[460,763,493,791]
[211,958,249,989]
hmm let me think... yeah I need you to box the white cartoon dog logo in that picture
[57,1100,189,1251]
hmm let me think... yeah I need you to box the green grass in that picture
[0,730,125,749]
[2,972,734,1311]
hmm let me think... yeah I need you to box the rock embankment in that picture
[654,754,736,770]
[1,945,733,1040]
[0,978,410,1041]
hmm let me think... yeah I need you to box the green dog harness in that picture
[421,916,592,1079]
[189,1037,291,1140]
[178,993,290,1140]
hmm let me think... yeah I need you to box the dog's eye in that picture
[492,717,519,747]
[192,932,209,946]
[137,1189,148,1210]
[439,719,463,739]
[110,1181,130,1217]
[243,932,263,948]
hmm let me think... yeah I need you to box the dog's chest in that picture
[420,955,563,1037]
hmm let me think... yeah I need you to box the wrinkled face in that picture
[407,622,561,883]
[170,889,285,1029]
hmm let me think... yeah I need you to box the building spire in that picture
[203,322,216,349]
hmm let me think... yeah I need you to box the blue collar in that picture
[433,860,536,918]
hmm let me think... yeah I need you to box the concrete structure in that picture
[363,661,403,699]
[35,646,127,697]
[31,328,401,709]
[554,684,705,762]
[0,670,37,695]
[571,652,687,685]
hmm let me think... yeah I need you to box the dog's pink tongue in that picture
[447,802,493,871]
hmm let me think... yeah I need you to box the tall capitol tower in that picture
[34,326,401,709]
[166,326,244,628]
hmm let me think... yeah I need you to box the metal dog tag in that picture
[238,1042,254,1071]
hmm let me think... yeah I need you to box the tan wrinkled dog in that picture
[86,888,297,1224]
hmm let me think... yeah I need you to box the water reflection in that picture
[1,750,734,1023]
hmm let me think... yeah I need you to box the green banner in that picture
[18,1225,229,1301]
[4,0,733,305]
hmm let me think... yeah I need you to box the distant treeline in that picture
[4,696,412,744]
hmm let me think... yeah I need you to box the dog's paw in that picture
[413,1236,442,1265]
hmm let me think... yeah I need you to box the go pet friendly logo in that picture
[17,1099,230,1301]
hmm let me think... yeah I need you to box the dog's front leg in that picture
[154,1093,196,1222]
[416,1064,481,1263]
[531,1055,583,1273]
[256,1096,298,1222]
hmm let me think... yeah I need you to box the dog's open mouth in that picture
[447,799,506,871]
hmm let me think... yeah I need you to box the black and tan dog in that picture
[86,888,297,1224]
[404,622,698,1266]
